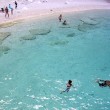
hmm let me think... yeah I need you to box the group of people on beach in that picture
[61,79,110,94]
[0,1,17,18]
[58,14,67,25]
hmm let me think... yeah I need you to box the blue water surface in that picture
[0,9,110,110]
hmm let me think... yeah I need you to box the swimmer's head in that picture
[68,80,72,84]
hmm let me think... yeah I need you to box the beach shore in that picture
[0,0,110,24]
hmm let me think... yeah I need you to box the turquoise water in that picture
[0,9,110,110]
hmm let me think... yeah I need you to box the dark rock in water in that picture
[29,29,51,35]
[0,20,23,28]
[67,33,75,37]
[80,17,98,25]
[50,40,69,46]
[0,22,18,28]
[59,26,71,28]
[78,17,99,32]
[0,46,10,54]
[100,66,107,72]
[0,32,11,42]
[78,22,97,32]
[21,35,36,40]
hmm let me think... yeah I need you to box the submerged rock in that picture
[67,33,75,37]
[0,22,19,28]
[0,32,11,42]
[80,17,98,25]
[29,29,51,35]
[0,20,23,28]
[21,34,36,40]
[78,22,97,32]
[59,26,71,28]
[0,46,10,54]
[50,40,69,46]
[78,17,99,32]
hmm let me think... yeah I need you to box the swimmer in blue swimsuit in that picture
[60,80,73,94]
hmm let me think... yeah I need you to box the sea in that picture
[0,9,110,110]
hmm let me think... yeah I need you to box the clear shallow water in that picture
[0,9,110,110]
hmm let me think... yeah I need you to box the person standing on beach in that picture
[5,7,9,18]
[15,1,18,9]
[58,14,62,22]
[9,4,13,15]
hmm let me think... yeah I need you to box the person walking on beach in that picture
[15,1,18,9]
[1,8,4,13]
[58,14,62,22]
[60,80,73,94]
[9,4,13,15]
[5,7,9,18]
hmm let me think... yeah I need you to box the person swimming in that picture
[60,80,73,94]
[62,20,67,25]
[5,7,9,18]
[96,79,110,87]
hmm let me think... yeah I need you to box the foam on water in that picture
[0,9,110,110]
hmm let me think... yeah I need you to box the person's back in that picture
[67,80,72,88]
[5,7,8,13]
[60,80,73,94]
[105,80,110,86]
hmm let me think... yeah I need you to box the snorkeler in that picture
[60,80,73,94]
[96,79,110,87]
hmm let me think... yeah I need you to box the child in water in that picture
[62,20,67,25]
[60,80,73,94]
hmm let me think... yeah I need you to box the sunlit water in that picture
[0,9,110,110]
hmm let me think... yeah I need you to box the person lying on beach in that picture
[60,80,73,94]
[96,79,110,87]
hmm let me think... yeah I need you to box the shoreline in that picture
[0,0,110,25]
[0,6,110,26]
